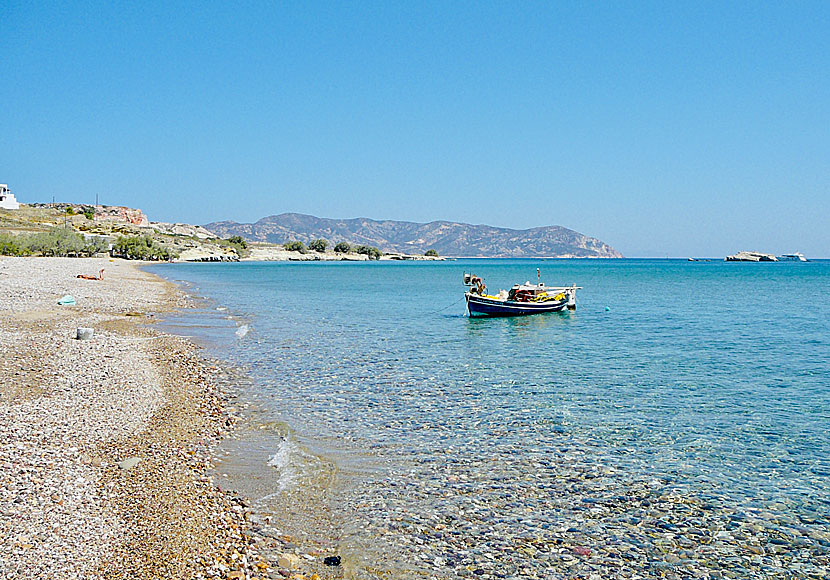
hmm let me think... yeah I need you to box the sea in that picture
[147,259,830,579]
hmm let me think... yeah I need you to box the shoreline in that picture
[0,257,270,579]
[146,267,350,580]
[129,260,830,580]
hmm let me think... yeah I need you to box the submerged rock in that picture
[323,555,341,566]
[277,553,300,570]
[118,457,141,471]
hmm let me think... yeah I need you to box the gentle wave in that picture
[266,437,304,491]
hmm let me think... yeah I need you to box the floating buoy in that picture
[605,306,611,311]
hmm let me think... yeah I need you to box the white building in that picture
[0,184,20,210]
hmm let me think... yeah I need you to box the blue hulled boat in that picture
[464,273,580,317]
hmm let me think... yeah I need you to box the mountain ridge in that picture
[204,213,623,258]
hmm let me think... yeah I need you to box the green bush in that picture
[84,209,95,220]
[283,240,307,253]
[0,229,108,257]
[0,233,29,256]
[26,228,84,256]
[82,236,110,256]
[355,245,382,260]
[227,235,247,249]
[111,235,177,261]
[308,238,328,252]
[424,249,438,257]
[334,241,350,253]
[221,236,248,257]
[36,228,106,256]
[65,207,75,215]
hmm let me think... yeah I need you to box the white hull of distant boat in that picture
[778,253,808,262]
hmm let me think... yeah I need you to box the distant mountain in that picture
[204,213,623,258]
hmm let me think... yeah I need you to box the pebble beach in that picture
[0,257,269,580]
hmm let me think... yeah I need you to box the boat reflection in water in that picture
[463,270,581,317]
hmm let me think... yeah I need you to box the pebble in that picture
[277,553,301,569]
[75,327,94,340]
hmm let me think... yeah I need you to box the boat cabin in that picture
[507,282,553,302]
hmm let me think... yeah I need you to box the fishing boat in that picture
[463,271,581,317]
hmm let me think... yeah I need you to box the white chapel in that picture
[0,184,20,210]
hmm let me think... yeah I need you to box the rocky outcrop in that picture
[97,206,148,226]
[28,203,150,227]
[244,245,370,261]
[725,251,778,262]
[176,246,239,262]
[149,222,217,240]
[205,213,622,258]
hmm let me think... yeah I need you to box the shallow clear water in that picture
[149,259,830,578]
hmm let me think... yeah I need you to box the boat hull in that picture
[465,293,568,317]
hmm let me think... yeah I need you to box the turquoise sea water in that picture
[149,259,830,579]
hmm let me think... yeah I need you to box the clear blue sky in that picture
[2,1,828,257]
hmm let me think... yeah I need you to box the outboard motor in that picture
[566,285,578,309]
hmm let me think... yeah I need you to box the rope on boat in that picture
[429,295,466,315]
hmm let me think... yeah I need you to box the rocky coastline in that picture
[0,258,272,579]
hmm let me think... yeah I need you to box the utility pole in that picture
[96,193,99,206]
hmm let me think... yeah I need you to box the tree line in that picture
[282,238,438,259]
[0,228,178,260]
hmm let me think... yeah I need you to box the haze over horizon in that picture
[2,2,828,257]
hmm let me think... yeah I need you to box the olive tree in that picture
[309,238,328,252]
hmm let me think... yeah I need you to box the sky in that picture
[2,1,828,257]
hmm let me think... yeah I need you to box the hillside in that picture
[0,204,239,261]
[204,213,623,258]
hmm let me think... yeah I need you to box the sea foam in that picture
[267,438,302,491]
